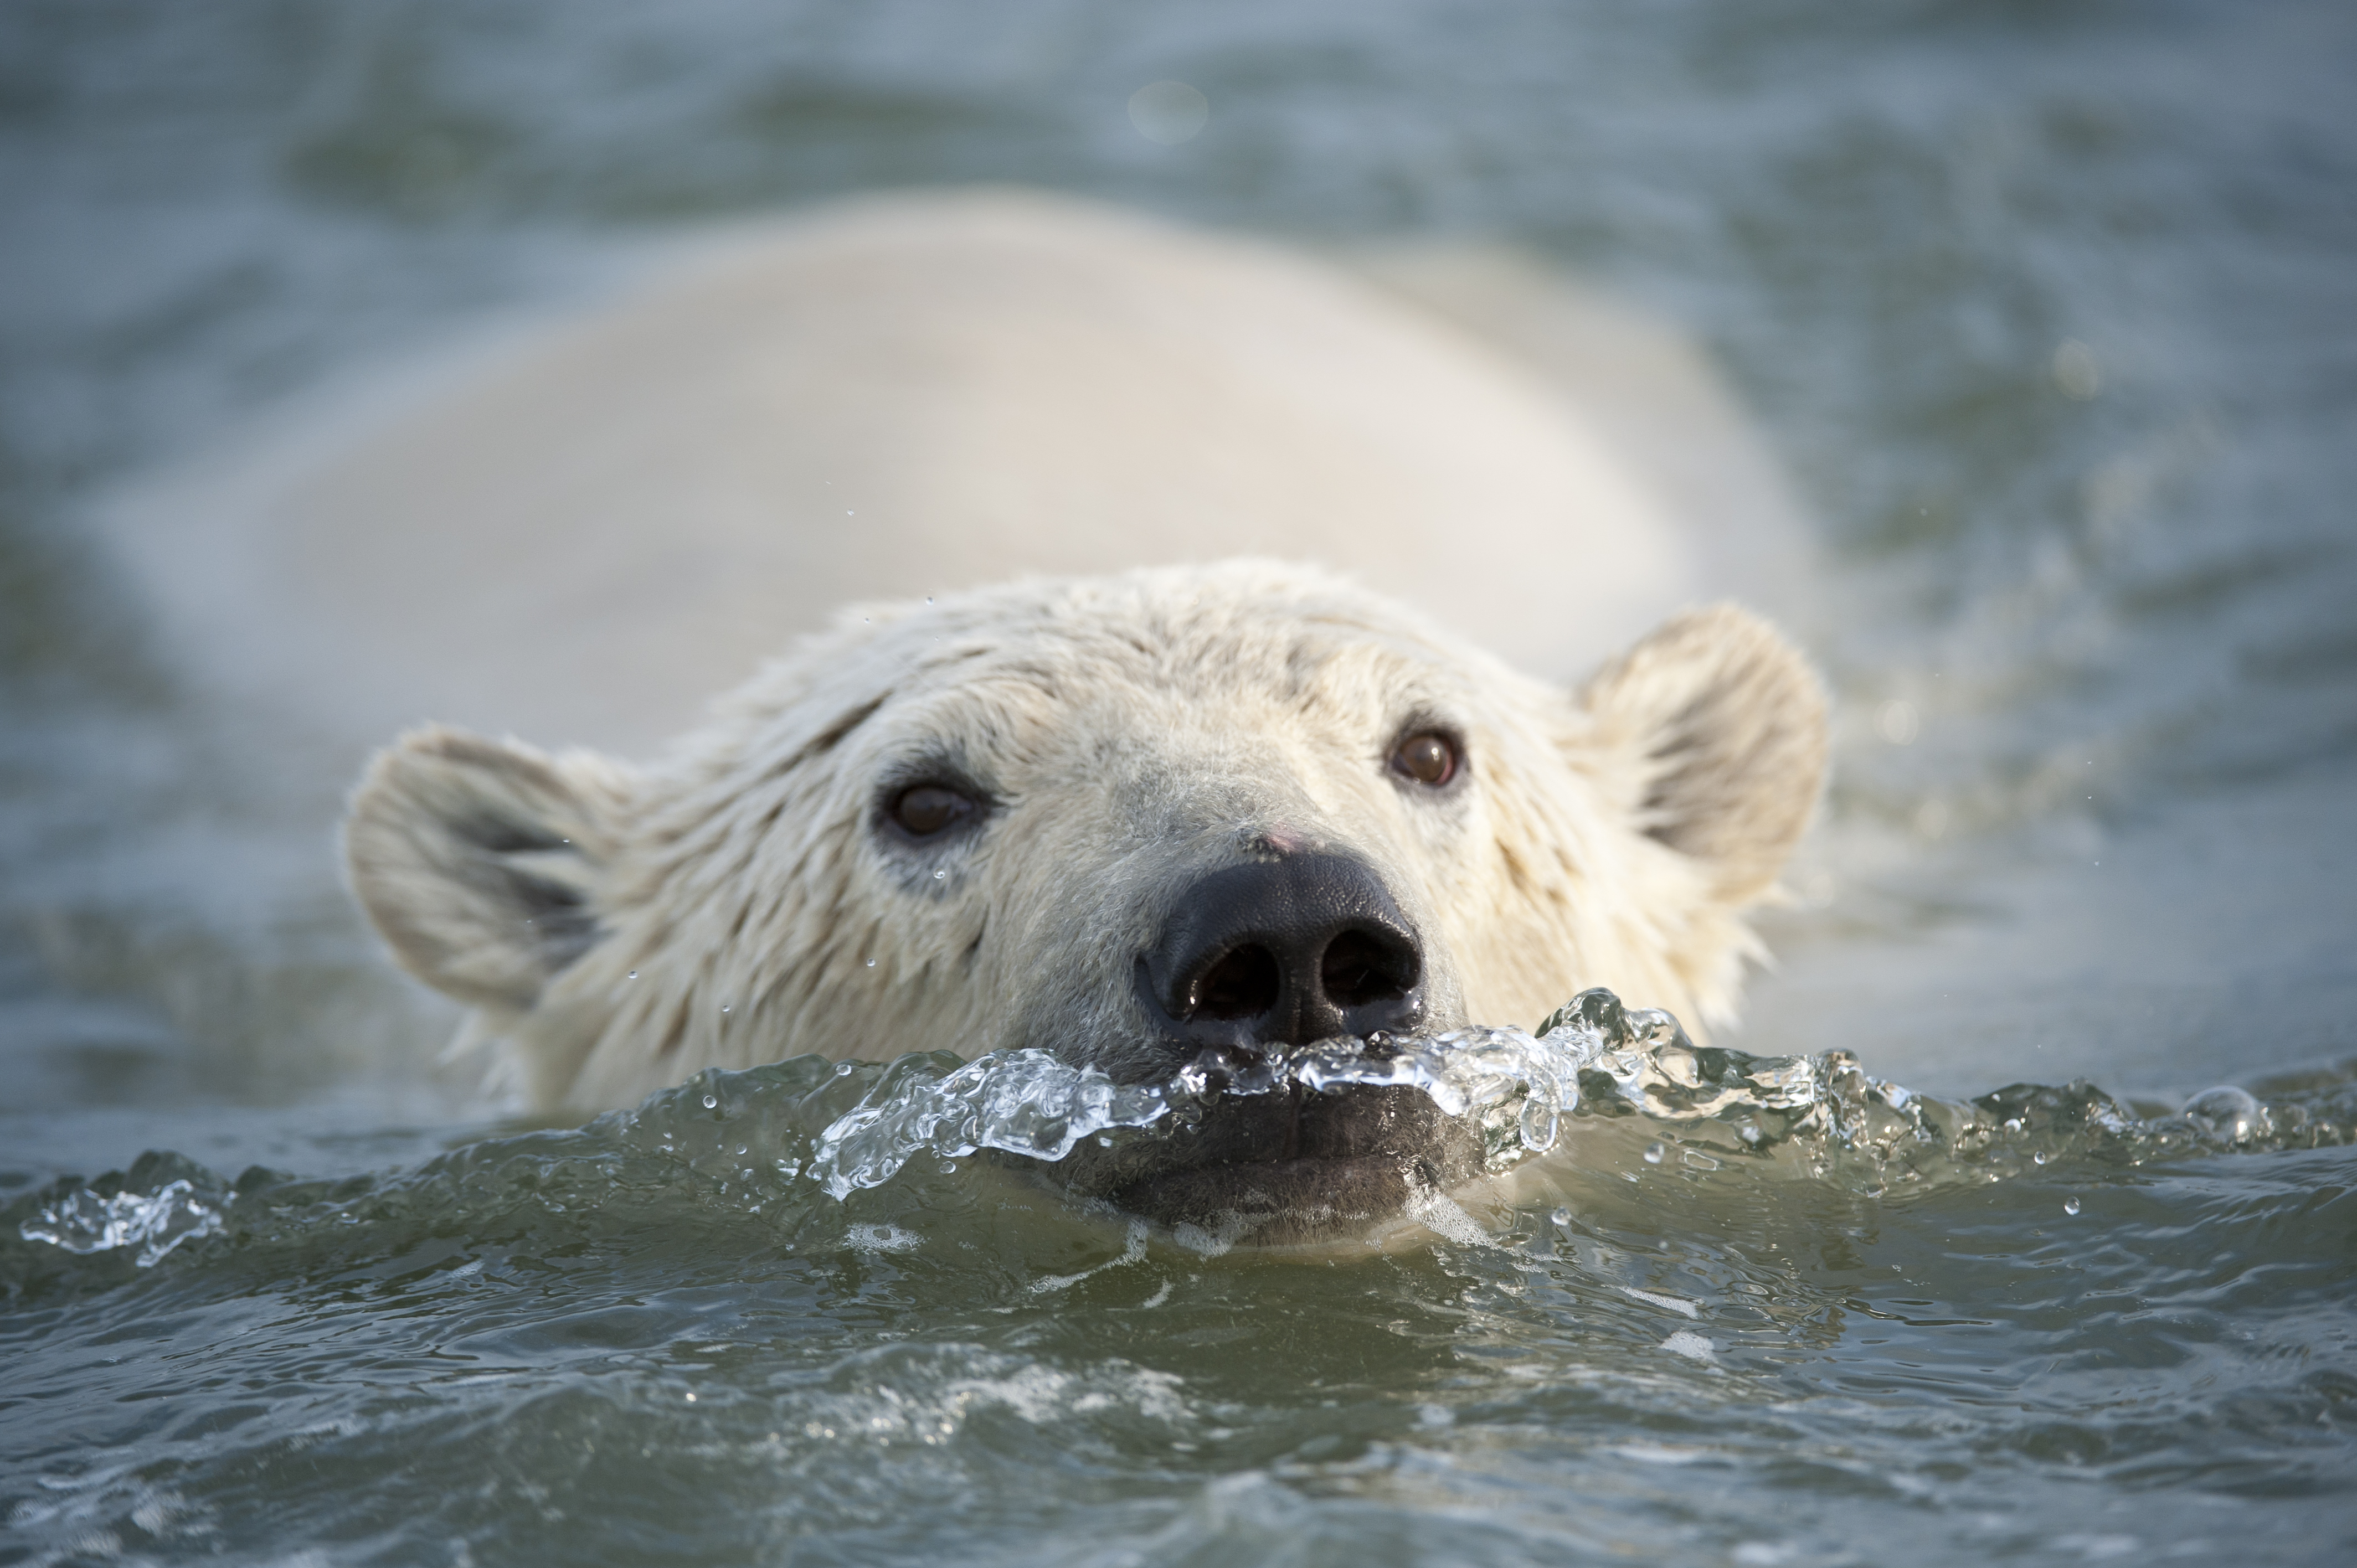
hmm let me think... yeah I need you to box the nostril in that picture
[1320,929,1418,1008]
[1191,945,1282,1020]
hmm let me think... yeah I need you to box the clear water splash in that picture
[808,988,2357,1199]
[20,992,2357,1267]
[17,1153,229,1267]
[807,1049,1176,1198]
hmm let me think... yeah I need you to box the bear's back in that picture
[101,189,1811,765]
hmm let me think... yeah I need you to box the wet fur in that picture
[346,561,1825,1116]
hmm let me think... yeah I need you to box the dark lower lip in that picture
[1109,1153,1427,1241]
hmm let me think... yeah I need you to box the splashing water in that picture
[16,1152,228,1267]
[807,1049,1176,1198]
[18,992,2357,1271]
[804,988,2357,1201]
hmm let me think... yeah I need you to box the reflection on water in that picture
[5,0,2357,1562]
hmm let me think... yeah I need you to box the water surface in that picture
[4,1,2355,1562]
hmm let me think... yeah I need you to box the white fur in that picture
[347,562,1824,1111]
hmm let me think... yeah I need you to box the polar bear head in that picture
[346,561,1824,1233]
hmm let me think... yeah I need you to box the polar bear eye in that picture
[1391,731,1458,787]
[891,784,976,837]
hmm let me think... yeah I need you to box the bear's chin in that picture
[1035,1082,1488,1246]
[1105,1156,1430,1248]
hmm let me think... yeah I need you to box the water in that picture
[803,991,2357,1209]
[11,995,2357,1562]
[6,0,2357,1562]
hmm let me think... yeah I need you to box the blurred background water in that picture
[3,2,2355,1564]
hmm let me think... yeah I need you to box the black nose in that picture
[1141,853,1425,1050]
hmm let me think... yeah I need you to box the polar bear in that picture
[344,560,1824,1230]
[98,189,1825,1226]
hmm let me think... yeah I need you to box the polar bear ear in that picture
[1576,605,1828,903]
[343,726,637,1010]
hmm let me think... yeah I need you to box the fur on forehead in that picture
[672,561,1536,789]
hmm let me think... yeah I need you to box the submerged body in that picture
[100,189,1812,762]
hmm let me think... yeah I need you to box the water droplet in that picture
[2063,1196,2081,1216]
[933,869,946,880]
[2052,337,2101,400]
[721,1005,730,1014]
[925,596,934,606]
[866,958,877,968]
[702,1094,718,1110]
[1128,79,1211,145]
[2183,1085,2267,1144]
[627,971,638,981]
[1643,1142,1665,1164]
[2032,1150,2048,1164]
[684,1391,697,1403]
[1550,1206,1573,1227]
